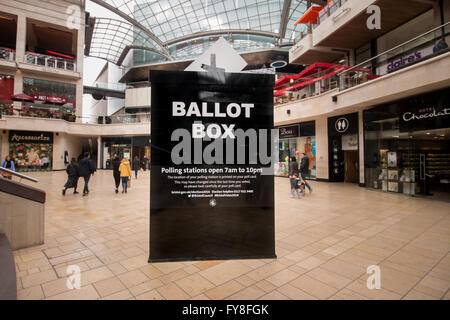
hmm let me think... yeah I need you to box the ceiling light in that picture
[426,132,430,135]
[393,135,399,138]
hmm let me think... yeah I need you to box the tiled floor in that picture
[12,170,450,300]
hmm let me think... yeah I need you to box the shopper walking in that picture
[142,156,148,171]
[288,156,300,198]
[62,158,79,195]
[1,155,15,179]
[119,157,132,193]
[112,156,121,194]
[132,156,140,179]
[300,153,313,193]
[78,152,96,196]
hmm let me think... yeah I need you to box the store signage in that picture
[32,95,67,104]
[149,70,276,262]
[279,125,299,138]
[8,131,53,143]
[387,52,422,72]
[398,89,450,132]
[380,45,434,75]
[402,107,450,122]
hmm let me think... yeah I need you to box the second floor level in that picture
[0,0,85,78]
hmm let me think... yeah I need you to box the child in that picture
[296,175,306,198]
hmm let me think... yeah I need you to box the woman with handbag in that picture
[1,155,15,179]
[119,157,132,194]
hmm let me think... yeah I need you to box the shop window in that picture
[276,122,316,179]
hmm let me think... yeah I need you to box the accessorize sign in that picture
[398,89,450,132]
[8,131,53,143]
[149,70,276,262]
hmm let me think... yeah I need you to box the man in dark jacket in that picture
[62,158,79,195]
[78,152,96,196]
[132,156,140,179]
[112,156,121,194]
[300,153,312,193]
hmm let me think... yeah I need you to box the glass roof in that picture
[89,18,168,64]
[88,0,309,64]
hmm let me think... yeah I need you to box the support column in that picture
[358,110,365,186]
[97,136,101,169]
[75,10,85,122]
[13,15,26,112]
[15,15,26,64]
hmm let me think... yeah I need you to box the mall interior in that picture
[0,0,449,301]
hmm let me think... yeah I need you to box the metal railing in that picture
[24,52,76,72]
[96,113,151,124]
[293,0,349,44]
[0,167,39,183]
[337,22,450,90]
[316,0,349,26]
[93,82,127,91]
[278,22,450,106]
[17,104,76,122]
[274,66,343,106]
[0,47,15,62]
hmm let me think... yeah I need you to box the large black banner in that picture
[149,70,275,262]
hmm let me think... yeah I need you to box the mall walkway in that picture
[11,171,450,300]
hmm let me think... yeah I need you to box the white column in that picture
[15,15,26,64]
[13,15,26,111]
[97,136,101,169]
[358,110,365,185]
[75,15,85,122]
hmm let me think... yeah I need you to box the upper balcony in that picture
[18,51,81,80]
[0,14,82,79]
[0,112,150,137]
[290,0,434,64]
[277,22,450,125]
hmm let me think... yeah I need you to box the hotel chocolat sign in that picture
[398,89,450,132]
[9,131,53,143]
[149,70,276,262]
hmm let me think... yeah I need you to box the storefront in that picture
[276,121,316,178]
[327,113,359,183]
[364,87,450,200]
[8,130,53,172]
[102,136,150,169]
[22,78,76,121]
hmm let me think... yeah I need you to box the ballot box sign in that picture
[149,70,276,262]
